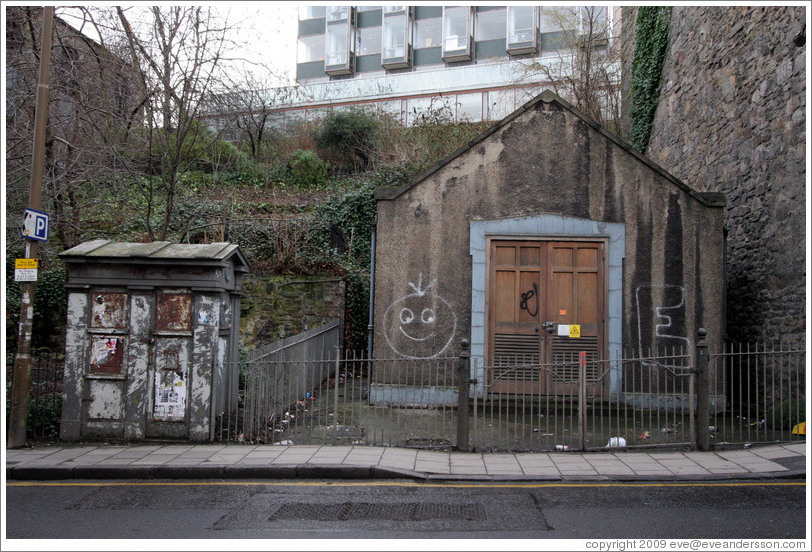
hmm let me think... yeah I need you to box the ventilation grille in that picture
[492,334,541,382]
[550,336,600,383]
[493,334,540,366]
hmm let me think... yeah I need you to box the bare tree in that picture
[211,68,296,163]
[114,5,231,240]
[5,6,144,252]
[517,6,622,134]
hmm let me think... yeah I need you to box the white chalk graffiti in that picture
[636,284,692,369]
[383,274,457,359]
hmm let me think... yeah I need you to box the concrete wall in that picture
[623,6,806,343]
[373,93,726,378]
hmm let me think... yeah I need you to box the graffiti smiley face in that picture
[383,275,457,359]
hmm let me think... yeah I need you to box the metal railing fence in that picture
[220,339,805,451]
[216,352,461,448]
[472,347,696,452]
[5,354,64,441]
[709,341,806,446]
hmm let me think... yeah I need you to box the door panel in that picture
[544,242,603,396]
[487,240,605,397]
[147,292,193,438]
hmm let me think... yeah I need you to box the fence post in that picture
[456,339,470,452]
[579,351,587,451]
[696,328,711,451]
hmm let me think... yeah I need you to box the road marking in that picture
[6,481,806,489]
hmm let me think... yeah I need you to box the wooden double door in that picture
[487,239,606,396]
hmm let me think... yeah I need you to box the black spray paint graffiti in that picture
[519,283,539,317]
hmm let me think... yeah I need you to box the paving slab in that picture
[4,442,806,482]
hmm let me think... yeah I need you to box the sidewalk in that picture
[5,441,806,482]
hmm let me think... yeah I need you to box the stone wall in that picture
[628,6,806,342]
[240,275,345,352]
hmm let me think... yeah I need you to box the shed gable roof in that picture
[60,239,250,271]
[376,90,724,208]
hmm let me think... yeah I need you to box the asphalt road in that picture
[4,479,807,540]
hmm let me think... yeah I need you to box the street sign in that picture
[21,208,49,241]
[15,258,38,282]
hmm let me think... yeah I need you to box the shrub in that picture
[314,108,380,173]
[288,150,329,189]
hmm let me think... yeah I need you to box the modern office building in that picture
[289,5,620,125]
[207,4,620,137]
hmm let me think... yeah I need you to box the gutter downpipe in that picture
[367,216,377,374]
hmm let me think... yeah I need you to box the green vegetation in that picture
[6,105,491,358]
[629,6,672,152]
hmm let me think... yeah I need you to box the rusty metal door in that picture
[487,240,605,396]
[147,291,193,438]
[83,292,129,426]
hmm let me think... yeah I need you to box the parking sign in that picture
[21,208,49,241]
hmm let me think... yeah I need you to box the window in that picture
[299,6,326,20]
[414,17,441,48]
[357,26,381,56]
[539,7,573,34]
[325,7,354,75]
[474,8,506,42]
[442,6,472,61]
[507,5,536,50]
[298,34,325,63]
[357,6,380,12]
[579,6,608,38]
[383,13,406,59]
[382,6,411,68]
[326,23,349,66]
[455,93,482,122]
[326,6,348,22]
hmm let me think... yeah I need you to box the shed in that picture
[371,91,726,405]
[59,239,249,441]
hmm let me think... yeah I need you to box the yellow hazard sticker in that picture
[569,325,581,338]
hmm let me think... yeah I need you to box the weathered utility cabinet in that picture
[59,240,249,442]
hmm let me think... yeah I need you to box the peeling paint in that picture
[91,292,128,329]
[156,293,192,331]
[152,338,189,422]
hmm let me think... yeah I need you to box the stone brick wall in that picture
[633,6,806,342]
[240,275,346,351]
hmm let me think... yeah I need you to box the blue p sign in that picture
[21,208,49,242]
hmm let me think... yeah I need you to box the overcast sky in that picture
[46,2,300,86]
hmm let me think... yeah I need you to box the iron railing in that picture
[709,341,806,446]
[472,348,696,452]
[12,339,803,450]
[219,341,805,451]
[5,355,64,441]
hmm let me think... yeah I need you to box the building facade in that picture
[209,4,620,138]
[294,5,619,122]
[371,91,725,405]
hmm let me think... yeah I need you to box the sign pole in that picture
[8,6,53,448]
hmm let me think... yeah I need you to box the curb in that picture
[6,464,806,483]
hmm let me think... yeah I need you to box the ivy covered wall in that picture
[626,6,672,153]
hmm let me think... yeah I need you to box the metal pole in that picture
[456,339,470,452]
[8,6,54,449]
[696,328,710,451]
[579,351,587,451]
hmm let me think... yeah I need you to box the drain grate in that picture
[269,502,485,522]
